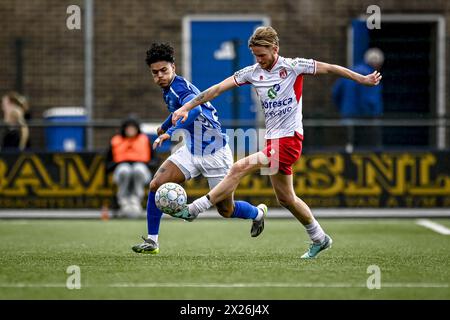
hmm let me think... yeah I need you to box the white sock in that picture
[147,234,158,243]
[189,196,213,216]
[304,219,326,244]
[254,207,264,221]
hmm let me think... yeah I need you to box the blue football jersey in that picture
[162,75,228,155]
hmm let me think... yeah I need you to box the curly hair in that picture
[145,43,175,66]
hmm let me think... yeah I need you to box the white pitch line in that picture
[416,219,450,235]
[108,282,449,288]
[0,284,66,288]
[381,283,449,288]
[109,282,360,288]
[0,282,447,288]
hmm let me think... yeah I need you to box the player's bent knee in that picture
[228,162,246,179]
[216,203,233,218]
[228,164,240,176]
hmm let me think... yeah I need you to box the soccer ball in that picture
[155,182,187,216]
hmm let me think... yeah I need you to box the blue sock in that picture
[231,201,258,220]
[147,191,163,236]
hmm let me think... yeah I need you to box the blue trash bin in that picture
[43,107,87,151]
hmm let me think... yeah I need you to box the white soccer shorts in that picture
[168,144,233,189]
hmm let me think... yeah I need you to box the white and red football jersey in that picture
[233,56,316,139]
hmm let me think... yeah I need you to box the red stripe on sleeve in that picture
[294,75,303,103]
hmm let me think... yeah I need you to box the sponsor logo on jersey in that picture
[266,106,293,117]
[267,83,281,99]
[267,88,277,99]
[262,97,293,109]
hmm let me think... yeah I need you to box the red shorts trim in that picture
[262,132,303,175]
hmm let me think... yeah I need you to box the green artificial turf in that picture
[0,218,449,299]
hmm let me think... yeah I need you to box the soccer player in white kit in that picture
[172,26,382,259]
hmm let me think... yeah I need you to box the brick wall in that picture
[0,0,449,149]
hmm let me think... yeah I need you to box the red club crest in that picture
[279,68,287,79]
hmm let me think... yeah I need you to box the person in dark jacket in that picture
[332,48,384,150]
[106,117,152,217]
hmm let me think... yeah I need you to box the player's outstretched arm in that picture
[315,61,382,86]
[172,76,237,124]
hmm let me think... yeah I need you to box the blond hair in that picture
[248,26,279,48]
[4,91,29,113]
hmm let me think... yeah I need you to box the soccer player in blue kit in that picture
[132,43,267,254]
